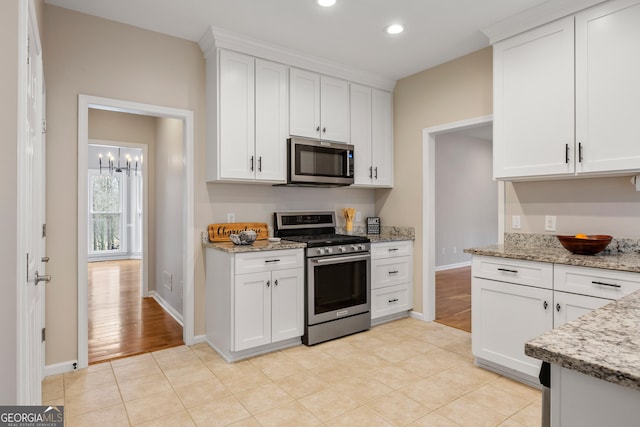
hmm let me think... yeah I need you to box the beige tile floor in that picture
[42,318,542,426]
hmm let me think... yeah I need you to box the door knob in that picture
[41,256,50,262]
[35,271,51,285]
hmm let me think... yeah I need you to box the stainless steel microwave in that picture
[286,137,354,186]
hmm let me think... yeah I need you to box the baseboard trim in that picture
[435,261,472,272]
[149,291,184,326]
[44,360,79,377]
[192,334,207,345]
[410,311,425,321]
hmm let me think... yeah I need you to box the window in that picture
[89,171,125,254]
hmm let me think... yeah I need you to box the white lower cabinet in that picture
[472,276,553,379]
[206,248,304,361]
[472,255,639,384]
[371,241,413,322]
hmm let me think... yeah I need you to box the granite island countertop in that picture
[337,225,415,243]
[464,233,640,273]
[525,290,640,391]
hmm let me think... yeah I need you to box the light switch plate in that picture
[512,215,521,230]
[545,215,557,232]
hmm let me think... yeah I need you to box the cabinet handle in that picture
[264,259,280,263]
[543,301,548,310]
[592,280,621,288]
[497,268,518,274]
[274,279,278,286]
[369,166,373,179]
[578,142,583,163]
[388,298,399,303]
[388,248,399,252]
[388,270,399,275]
[266,280,270,287]
[322,127,326,134]
[316,126,320,132]
[250,155,254,171]
[258,156,262,172]
[374,167,378,179]
[565,144,570,164]
[556,303,561,312]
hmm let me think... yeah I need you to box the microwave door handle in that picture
[347,150,352,177]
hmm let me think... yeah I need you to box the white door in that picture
[553,292,611,327]
[575,0,640,174]
[371,88,393,186]
[350,83,373,185]
[271,268,304,343]
[255,59,288,182]
[233,272,271,351]
[289,68,321,139]
[493,16,575,179]
[18,4,47,404]
[320,75,350,142]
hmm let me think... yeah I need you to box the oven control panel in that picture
[307,243,370,258]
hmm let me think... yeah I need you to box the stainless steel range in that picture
[274,211,371,345]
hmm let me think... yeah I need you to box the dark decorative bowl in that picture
[557,235,612,255]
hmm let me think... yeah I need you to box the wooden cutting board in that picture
[208,222,269,242]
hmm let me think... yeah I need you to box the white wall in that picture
[154,118,184,314]
[0,0,19,404]
[435,133,497,267]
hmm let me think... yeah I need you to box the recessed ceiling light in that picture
[385,24,405,35]
[317,0,336,7]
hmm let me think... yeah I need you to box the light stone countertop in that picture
[525,290,640,391]
[203,239,306,253]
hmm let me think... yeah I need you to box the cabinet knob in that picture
[266,280,270,287]
[274,280,278,287]
[322,127,326,133]
[543,301,548,310]
[316,126,320,132]
[556,303,561,312]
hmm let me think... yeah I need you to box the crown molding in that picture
[198,26,396,91]
[482,0,607,44]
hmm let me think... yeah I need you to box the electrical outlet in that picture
[227,213,235,223]
[512,215,521,229]
[355,211,362,222]
[545,215,557,232]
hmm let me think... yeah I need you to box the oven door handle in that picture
[311,254,370,264]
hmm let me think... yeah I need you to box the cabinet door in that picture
[553,291,611,327]
[320,75,350,143]
[371,89,393,187]
[576,0,640,174]
[350,83,373,185]
[289,68,321,139]
[493,17,575,179]
[234,272,271,351]
[219,50,255,180]
[271,268,304,343]
[255,59,288,182]
[472,278,553,378]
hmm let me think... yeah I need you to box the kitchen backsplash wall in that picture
[506,176,640,238]
[205,183,377,229]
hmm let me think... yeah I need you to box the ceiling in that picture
[44,0,551,81]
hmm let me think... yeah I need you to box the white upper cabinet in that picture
[290,68,350,143]
[575,0,640,174]
[209,50,287,183]
[350,84,393,187]
[493,17,575,179]
[493,0,640,180]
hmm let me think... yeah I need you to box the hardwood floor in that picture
[435,265,471,333]
[88,260,183,364]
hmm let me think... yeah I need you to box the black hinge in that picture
[42,224,46,238]
[41,327,45,342]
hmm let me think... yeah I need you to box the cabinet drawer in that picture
[472,256,553,289]
[235,249,303,275]
[554,265,640,300]
[371,283,411,319]
[372,256,411,289]
[371,240,413,260]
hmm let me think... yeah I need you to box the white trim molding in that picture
[150,291,183,326]
[77,95,195,369]
[44,360,79,377]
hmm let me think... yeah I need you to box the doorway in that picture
[422,116,504,324]
[77,95,195,369]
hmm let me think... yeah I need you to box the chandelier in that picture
[98,148,139,176]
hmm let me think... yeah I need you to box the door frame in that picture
[421,115,503,321]
[77,95,195,368]
[88,139,149,295]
